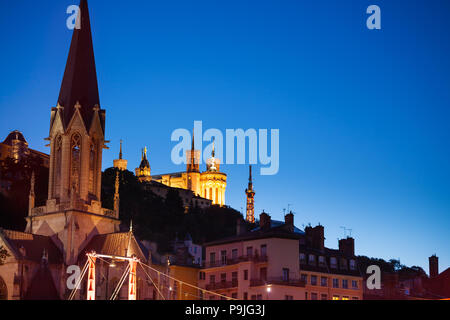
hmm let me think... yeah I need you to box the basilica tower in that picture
[25,0,120,265]
[200,139,227,206]
[245,166,255,223]
[135,147,152,182]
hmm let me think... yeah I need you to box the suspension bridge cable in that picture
[138,262,166,300]
[110,264,130,300]
[68,260,90,300]
[139,261,236,300]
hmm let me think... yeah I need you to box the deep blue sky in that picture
[1,0,449,273]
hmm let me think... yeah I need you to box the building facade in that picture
[199,213,306,300]
[0,131,50,167]
[199,212,364,300]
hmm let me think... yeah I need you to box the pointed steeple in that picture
[119,139,123,160]
[57,0,103,131]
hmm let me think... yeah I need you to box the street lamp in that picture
[266,285,272,300]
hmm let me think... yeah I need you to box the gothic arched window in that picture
[53,135,62,197]
[70,133,82,194]
[88,140,96,195]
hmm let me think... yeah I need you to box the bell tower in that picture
[25,0,119,265]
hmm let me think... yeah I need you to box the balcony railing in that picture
[204,255,268,268]
[250,277,305,288]
[206,280,239,290]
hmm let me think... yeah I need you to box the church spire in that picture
[113,140,128,171]
[57,0,103,131]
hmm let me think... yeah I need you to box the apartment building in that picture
[199,212,364,300]
[199,212,306,300]
[299,225,363,300]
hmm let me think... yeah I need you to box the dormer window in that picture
[319,256,326,266]
[330,257,337,268]
[308,254,316,265]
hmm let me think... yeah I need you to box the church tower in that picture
[186,133,201,195]
[25,0,120,265]
[113,140,128,171]
[245,166,255,223]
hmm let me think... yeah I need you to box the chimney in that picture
[259,211,271,231]
[429,255,439,278]
[236,218,246,236]
[339,237,355,256]
[284,212,294,232]
[305,225,325,251]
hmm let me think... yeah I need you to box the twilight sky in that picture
[0,0,449,273]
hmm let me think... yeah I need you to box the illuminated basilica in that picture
[131,137,227,207]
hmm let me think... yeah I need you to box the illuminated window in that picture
[332,295,340,300]
[342,296,349,300]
